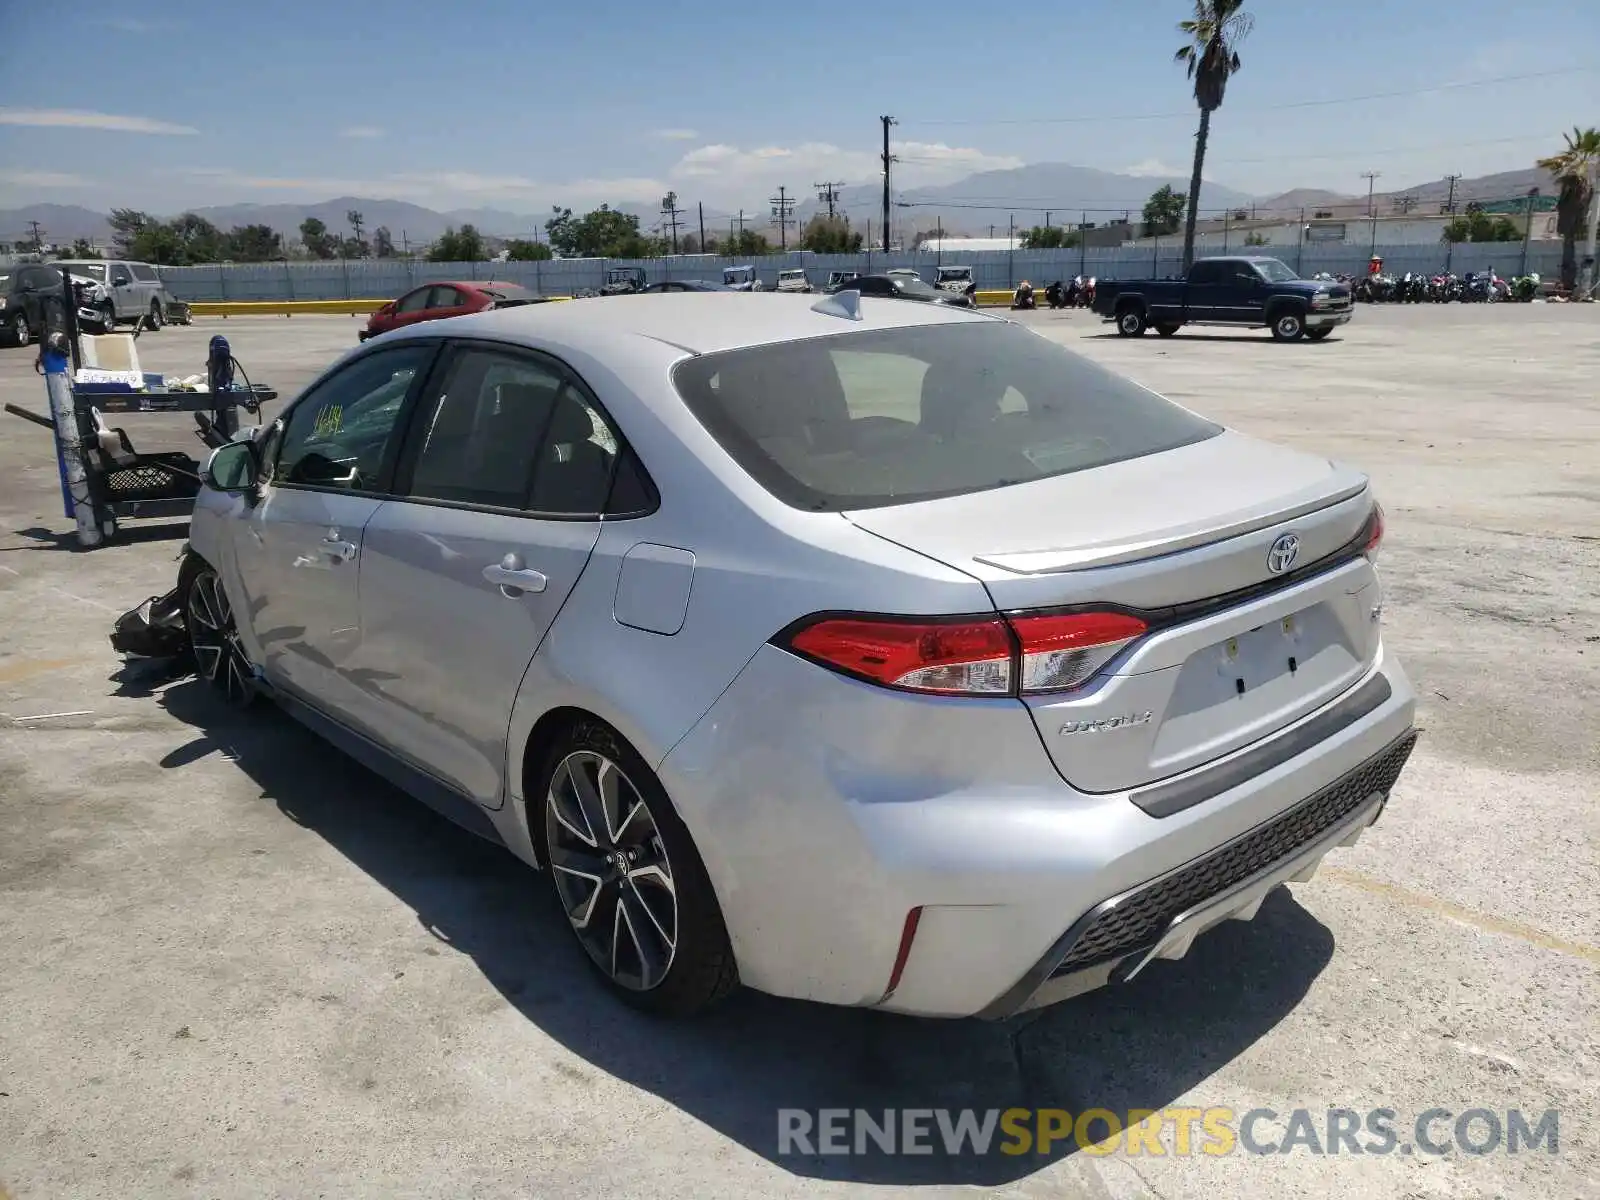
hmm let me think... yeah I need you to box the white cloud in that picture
[341,125,384,139]
[173,167,667,208]
[1122,158,1183,177]
[654,128,699,141]
[0,169,92,188]
[0,108,198,135]
[670,139,1023,193]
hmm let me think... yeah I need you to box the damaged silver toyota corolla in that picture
[179,292,1416,1018]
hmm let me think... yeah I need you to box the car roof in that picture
[409,290,990,356]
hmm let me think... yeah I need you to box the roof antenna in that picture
[810,289,863,320]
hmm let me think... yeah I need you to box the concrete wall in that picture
[154,242,1569,301]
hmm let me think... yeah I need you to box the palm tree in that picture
[1536,127,1600,293]
[1173,0,1254,270]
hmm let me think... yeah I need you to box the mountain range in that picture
[0,164,1557,249]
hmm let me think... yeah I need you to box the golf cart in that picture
[934,265,975,300]
[600,266,648,296]
[723,265,763,291]
[826,270,861,290]
[775,268,812,293]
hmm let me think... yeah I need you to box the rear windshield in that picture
[672,321,1221,511]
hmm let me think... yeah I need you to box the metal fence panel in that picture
[156,243,1569,301]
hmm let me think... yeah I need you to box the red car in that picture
[360,280,548,340]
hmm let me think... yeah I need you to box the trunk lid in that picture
[844,431,1382,793]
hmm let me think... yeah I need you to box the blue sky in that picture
[1,0,1595,215]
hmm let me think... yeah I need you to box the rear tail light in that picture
[781,609,1146,698]
[1363,503,1385,560]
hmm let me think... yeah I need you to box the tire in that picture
[99,300,117,329]
[534,717,737,1016]
[1270,309,1306,341]
[9,311,30,347]
[1155,322,1180,337]
[178,554,256,708]
[1116,306,1148,336]
[1305,327,1334,341]
[147,300,164,331]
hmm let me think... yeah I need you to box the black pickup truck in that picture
[1092,255,1353,342]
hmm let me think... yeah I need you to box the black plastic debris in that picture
[110,587,187,659]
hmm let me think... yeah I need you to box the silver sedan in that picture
[187,291,1416,1018]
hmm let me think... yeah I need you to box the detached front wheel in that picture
[537,719,736,1015]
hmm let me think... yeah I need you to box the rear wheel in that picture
[1270,309,1306,341]
[1155,322,1180,337]
[1305,327,1333,341]
[536,718,736,1015]
[147,300,164,331]
[1116,306,1148,336]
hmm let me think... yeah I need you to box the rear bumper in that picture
[660,643,1417,1018]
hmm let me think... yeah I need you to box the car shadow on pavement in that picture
[1082,332,1344,345]
[157,680,1336,1188]
[11,521,191,550]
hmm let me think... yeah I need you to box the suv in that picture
[1,264,69,346]
[50,259,174,329]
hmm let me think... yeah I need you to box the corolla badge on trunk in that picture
[1267,532,1300,574]
[1060,711,1154,736]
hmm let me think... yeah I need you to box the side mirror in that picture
[112,274,132,287]
[204,440,259,494]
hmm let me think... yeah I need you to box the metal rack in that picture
[3,270,275,548]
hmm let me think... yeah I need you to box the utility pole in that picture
[880,114,897,253]
[26,220,45,255]
[660,191,683,254]
[698,202,705,250]
[769,187,795,251]
[1520,187,1539,277]
[1443,173,1463,214]
[814,181,842,220]
[1361,170,1382,256]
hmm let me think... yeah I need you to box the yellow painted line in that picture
[1319,866,1600,965]
[0,657,88,684]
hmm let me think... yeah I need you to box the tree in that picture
[543,204,658,258]
[1142,184,1186,237]
[299,217,338,259]
[224,224,283,261]
[1020,225,1079,249]
[505,238,553,261]
[721,228,771,257]
[1443,212,1525,244]
[800,215,863,253]
[373,226,396,258]
[1536,126,1600,291]
[70,237,103,259]
[1173,0,1254,269]
[430,224,488,261]
[108,208,152,257]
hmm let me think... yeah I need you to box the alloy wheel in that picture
[545,750,678,992]
[186,568,253,705]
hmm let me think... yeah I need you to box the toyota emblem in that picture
[1267,533,1300,574]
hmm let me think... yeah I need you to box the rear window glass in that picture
[672,322,1221,511]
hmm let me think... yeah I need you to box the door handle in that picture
[320,531,357,563]
[483,555,548,596]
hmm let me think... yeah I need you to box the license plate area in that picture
[1212,612,1314,697]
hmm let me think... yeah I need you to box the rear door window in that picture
[671,322,1220,511]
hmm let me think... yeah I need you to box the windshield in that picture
[54,262,107,282]
[724,268,753,282]
[1252,258,1298,282]
[780,271,804,280]
[672,322,1221,511]
[938,269,971,281]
